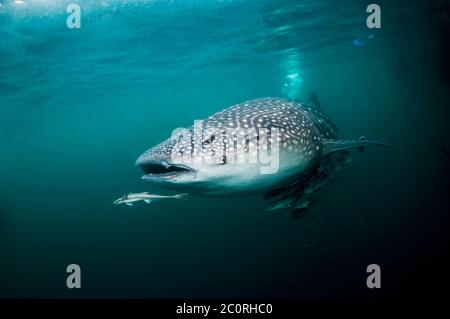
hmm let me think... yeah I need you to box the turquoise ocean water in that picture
[1,0,449,298]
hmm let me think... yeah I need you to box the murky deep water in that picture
[1,0,449,298]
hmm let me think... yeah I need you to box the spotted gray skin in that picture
[135,97,385,196]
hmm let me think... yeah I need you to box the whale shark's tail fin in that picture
[323,137,393,155]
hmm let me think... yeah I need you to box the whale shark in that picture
[135,95,389,214]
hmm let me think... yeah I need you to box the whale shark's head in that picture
[136,98,324,196]
[135,150,266,196]
[135,133,201,190]
[135,128,288,196]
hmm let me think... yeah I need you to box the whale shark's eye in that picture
[220,155,227,165]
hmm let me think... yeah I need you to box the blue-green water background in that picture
[1,0,449,298]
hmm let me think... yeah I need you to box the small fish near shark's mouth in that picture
[137,160,196,180]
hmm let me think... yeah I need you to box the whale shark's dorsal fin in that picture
[323,138,393,155]
[308,91,321,109]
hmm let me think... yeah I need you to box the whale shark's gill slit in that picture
[139,163,190,175]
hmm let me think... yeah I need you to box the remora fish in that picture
[135,95,389,214]
[113,192,187,206]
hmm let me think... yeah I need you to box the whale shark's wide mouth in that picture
[138,161,195,179]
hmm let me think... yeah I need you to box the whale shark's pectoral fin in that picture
[126,203,133,206]
[144,199,152,204]
[323,139,393,156]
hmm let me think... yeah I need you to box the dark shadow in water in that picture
[433,141,450,184]
[428,1,450,85]
[0,189,14,253]
[0,189,11,247]
[434,142,450,161]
